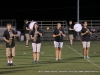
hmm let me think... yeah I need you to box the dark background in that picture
[0,0,100,29]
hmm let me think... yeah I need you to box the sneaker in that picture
[26,45,28,47]
[86,56,90,58]
[59,58,62,61]
[37,61,40,63]
[7,63,10,66]
[56,58,58,61]
[10,63,14,66]
[32,60,36,63]
[84,56,86,59]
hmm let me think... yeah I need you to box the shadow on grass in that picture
[0,64,39,74]
[40,57,89,64]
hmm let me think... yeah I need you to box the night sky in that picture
[0,0,100,29]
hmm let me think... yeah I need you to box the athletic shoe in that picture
[59,58,62,61]
[26,45,28,47]
[10,63,14,66]
[32,60,36,63]
[7,63,10,66]
[86,56,90,58]
[56,58,58,61]
[37,61,40,63]
[84,56,86,59]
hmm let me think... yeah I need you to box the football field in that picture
[0,41,100,75]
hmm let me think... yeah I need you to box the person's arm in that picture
[4,37,9,43]
[69,25,74,30]
[26,27,30,30]
[69,28,74,30]
[53,34,60,37]
[11,30,18,37]
[81,29,88,36]
[88,30,92,35]
[37,31,42,37]
[3,31,9,43]
[52,30,60,37]
[61,30,65,37]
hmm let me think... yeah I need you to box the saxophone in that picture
[33,29,38,42]
[9,30,13,46]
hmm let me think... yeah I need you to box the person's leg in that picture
[10,57,13,66]
[10,47,15,65]
[6,48,10,65]
[86,42,90,58]
[58,42,63,60]
[26,40,28,46]
[55,48,59,61]
[33,52,37,62]
[25,34,29,47]
[69,35,73,45]
[7,57,10,65]
[58,49,61,60]
[32,43,37,62]
[82,42,87,58]
[54,41,59,61]
[36,43,41,62]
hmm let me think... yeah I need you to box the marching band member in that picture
[30,23,42,63]
[68,20,74,45]
[53,23,65,61]
[3,23,18,66]
[81,22,92,58]
[23,19,30,47]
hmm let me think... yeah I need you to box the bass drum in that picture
[29,21,37,29]
[74,23,82,32]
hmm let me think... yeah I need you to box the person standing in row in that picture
[30,23,42,63]
[68,20,74,45]
[81,22,92,58]
[24,19,31,47]
[53,23,65,61]
[3,23,18,66]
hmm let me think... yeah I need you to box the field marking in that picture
[38,70,100,73]
[66,45,100,69]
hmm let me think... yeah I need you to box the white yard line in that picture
[66,45,100,69]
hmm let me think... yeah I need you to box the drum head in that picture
[74,24,82,32]
[29,21,37,29]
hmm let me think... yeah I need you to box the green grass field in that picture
[0,41,100,75]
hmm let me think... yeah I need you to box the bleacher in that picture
[36,21,68,41]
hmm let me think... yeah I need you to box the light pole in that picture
[77,0,80,40]
[77,0,79,23]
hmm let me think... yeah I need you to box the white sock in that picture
[56,58,58,60]
[10,61,13,63]
[8,60,10,63]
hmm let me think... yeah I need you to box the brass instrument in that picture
[33,29,38,42]
[9,30,13,46]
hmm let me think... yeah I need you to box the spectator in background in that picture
[17,30,21,41]
[23,19,31,47]
[68,20,74,45]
